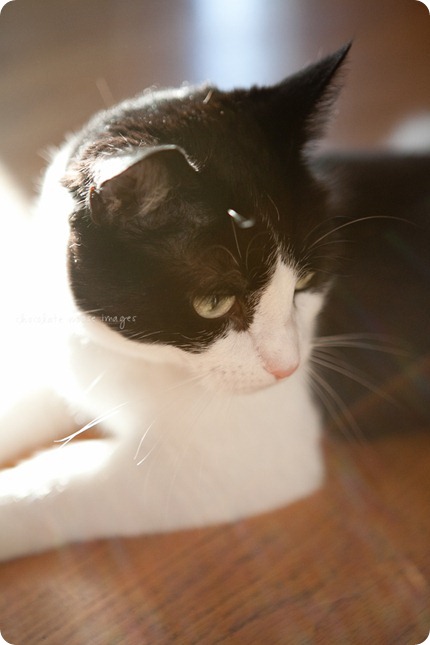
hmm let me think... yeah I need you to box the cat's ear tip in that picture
[315,40,353,77]
[332,41,353,66]
[337,41,353,56]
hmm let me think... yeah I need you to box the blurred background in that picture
[1,0,429,204]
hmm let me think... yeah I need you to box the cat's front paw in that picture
[0,438,117,560]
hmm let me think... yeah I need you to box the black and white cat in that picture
[0,44,371,559]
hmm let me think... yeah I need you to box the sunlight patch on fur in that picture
[0,440,114,501]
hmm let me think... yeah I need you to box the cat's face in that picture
[65,46,349,394]
[183,259,325,392]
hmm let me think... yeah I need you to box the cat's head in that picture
[64,45,350,394]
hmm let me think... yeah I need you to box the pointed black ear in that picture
[284,42,351,141]
[250,43,351,151]
[89,145,199,228]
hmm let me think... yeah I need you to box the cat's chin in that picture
[217,379,281,396]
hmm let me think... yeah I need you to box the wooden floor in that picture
[1,1,430,643]
[1,431,429,643]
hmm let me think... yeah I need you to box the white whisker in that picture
[78,308,104,316]
[230,219,242,261]
[56,402,128,447]
[267,193,281,223]
[308,368,365,443]
[315,333,410,356]
[207,242,241,268]
[244,231,268,273]
[134,369,212,465]
[83,371,106,395]
[308,215,412,251]
[134,419,158,465]
[311,350,396,405]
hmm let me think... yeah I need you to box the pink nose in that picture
[266,363,299,380]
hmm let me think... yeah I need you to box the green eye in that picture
[193,294,236,319]
[295,271,315,291]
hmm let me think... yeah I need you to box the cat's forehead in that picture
[136,93,284,224]
[128,86,271,169]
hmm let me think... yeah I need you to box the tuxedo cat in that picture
[2,43,417,560]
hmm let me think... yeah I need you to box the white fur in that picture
[0,144,325,560]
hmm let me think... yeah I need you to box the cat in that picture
[0,42,387,560]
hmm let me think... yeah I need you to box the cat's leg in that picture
[0,377,325,561]
[0,437,121,560]
[0,388,79,467]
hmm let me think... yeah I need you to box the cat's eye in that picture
[295,271,315,291]
[193,294,236,319]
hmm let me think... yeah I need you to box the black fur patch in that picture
[65,46,350,351]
